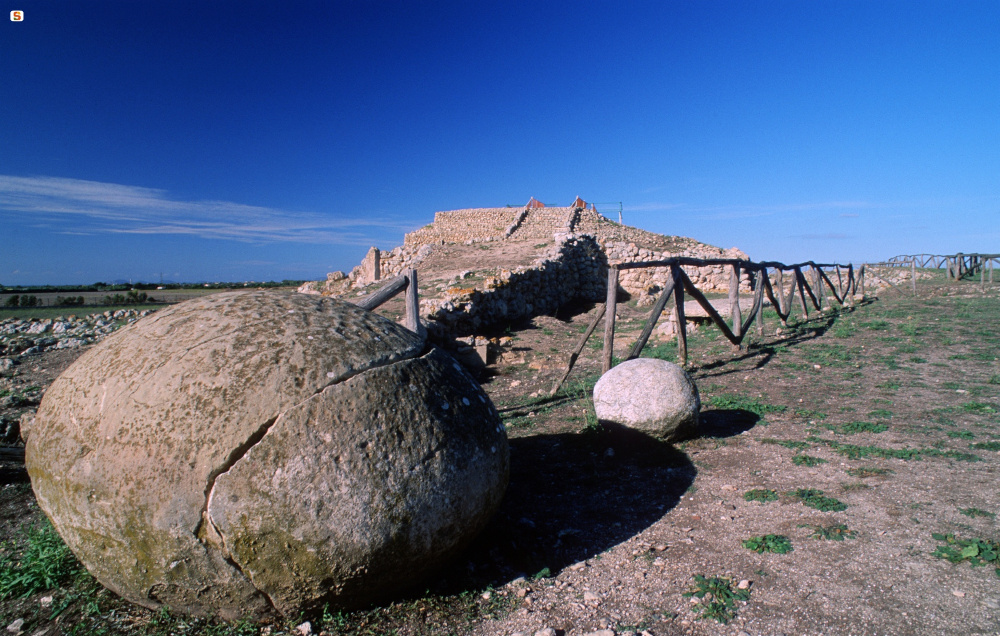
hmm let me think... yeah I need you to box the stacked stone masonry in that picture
[301,204,754,336]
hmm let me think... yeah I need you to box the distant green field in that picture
[0,287,303,320]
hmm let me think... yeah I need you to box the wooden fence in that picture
[883,253,998,285]
[551,257,862,395]
[355,268,426,340]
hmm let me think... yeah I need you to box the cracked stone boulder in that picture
[25,290,509,619]
[593,358,700,441]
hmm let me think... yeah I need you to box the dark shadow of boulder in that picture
[697,408,761,438]
[426,428,695,594]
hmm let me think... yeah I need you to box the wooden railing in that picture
[355,268,426,340]
[883,253,998,284]
[550,258,862,395]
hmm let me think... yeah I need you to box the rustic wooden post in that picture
[836,265,844,297]
[404,268,424,338]
[602,266,619,374]
[859,265,865,297]
[783,269,797,325]
[813,266,824,310]
[550,303,606,396]
[774,268,786,316]
[730,263,742,340]
[845,264,854,306]
[627,275,677,361]
[756,268,765,338]
[981,257,986,291]
[372,247,381,281]
[673,266,687,366]
[910,259,917,295]
[794,267,809,317]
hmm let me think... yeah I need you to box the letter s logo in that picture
[10,11,24,21]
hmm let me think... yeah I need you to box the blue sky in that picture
[2,1,997,285]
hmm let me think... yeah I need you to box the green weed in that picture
[963,402,996,414]
[971,441,1000,451]
[841,421,889,434]
[792,454,828,467]
[789,488,847,512]
[802,523,857,541]
[708,395,786,420]
[931,533,1000,579]
[743,534,793,554]
[862,319,891,330]
[868,409,893,420]
[959,507,996,520]
[846,466,893,478]
[946,430,974,439]
[0,520,82,600]
[683,575,751,624]
[760,438,810,450]
[743,489,778,503]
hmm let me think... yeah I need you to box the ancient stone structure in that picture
[299,197,753,336]
[26,291,509,619]
[593,358,700,441]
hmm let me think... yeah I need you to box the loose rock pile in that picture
[0,309,153,357]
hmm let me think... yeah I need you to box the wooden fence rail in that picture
[355,268,426,339]
[592,258,861,377]
[884,253,999,284]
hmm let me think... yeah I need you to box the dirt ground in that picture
[1,273,998,636]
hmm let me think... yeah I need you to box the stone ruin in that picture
[300,197,752,344]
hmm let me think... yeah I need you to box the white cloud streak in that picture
[625,200,875,221]
[0,175,414,244]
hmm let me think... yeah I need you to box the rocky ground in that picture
[1,274,999,636]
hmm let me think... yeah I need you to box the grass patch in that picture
[867,409,893,420]
[959,507,996,520]
[0,519,82,599]
[801,523,857,541]
[743,489,778,503]
[840,421,889,434]
[683,575,751,624]
[970,441,1000,451]
[931,533,1000,579]
[708,394,786,421]
[760,438,810,450]
[862,319,892,331]
[963,402,997,414]
[946,430,974,439]
[789,488,847,512]
[792,454,828,467]
[846,466,894,478]
[743,534,793,554]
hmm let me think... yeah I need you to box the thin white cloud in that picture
[623,200,875,221]
[0,175,415,244]
[796,233,852,240]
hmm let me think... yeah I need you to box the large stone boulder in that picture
[25,291,509,619]
[593,358,700,440]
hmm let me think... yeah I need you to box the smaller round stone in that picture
[593,358,700,440]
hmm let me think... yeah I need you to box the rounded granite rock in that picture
[26,290,509,619]
[593,358,700,441]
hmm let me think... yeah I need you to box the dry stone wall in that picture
[404,209,523,246]
[420,235,606,337]
[300,203,757,335]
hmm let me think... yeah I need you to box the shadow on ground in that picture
[428,429,695,595]
[697,408,761,438]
